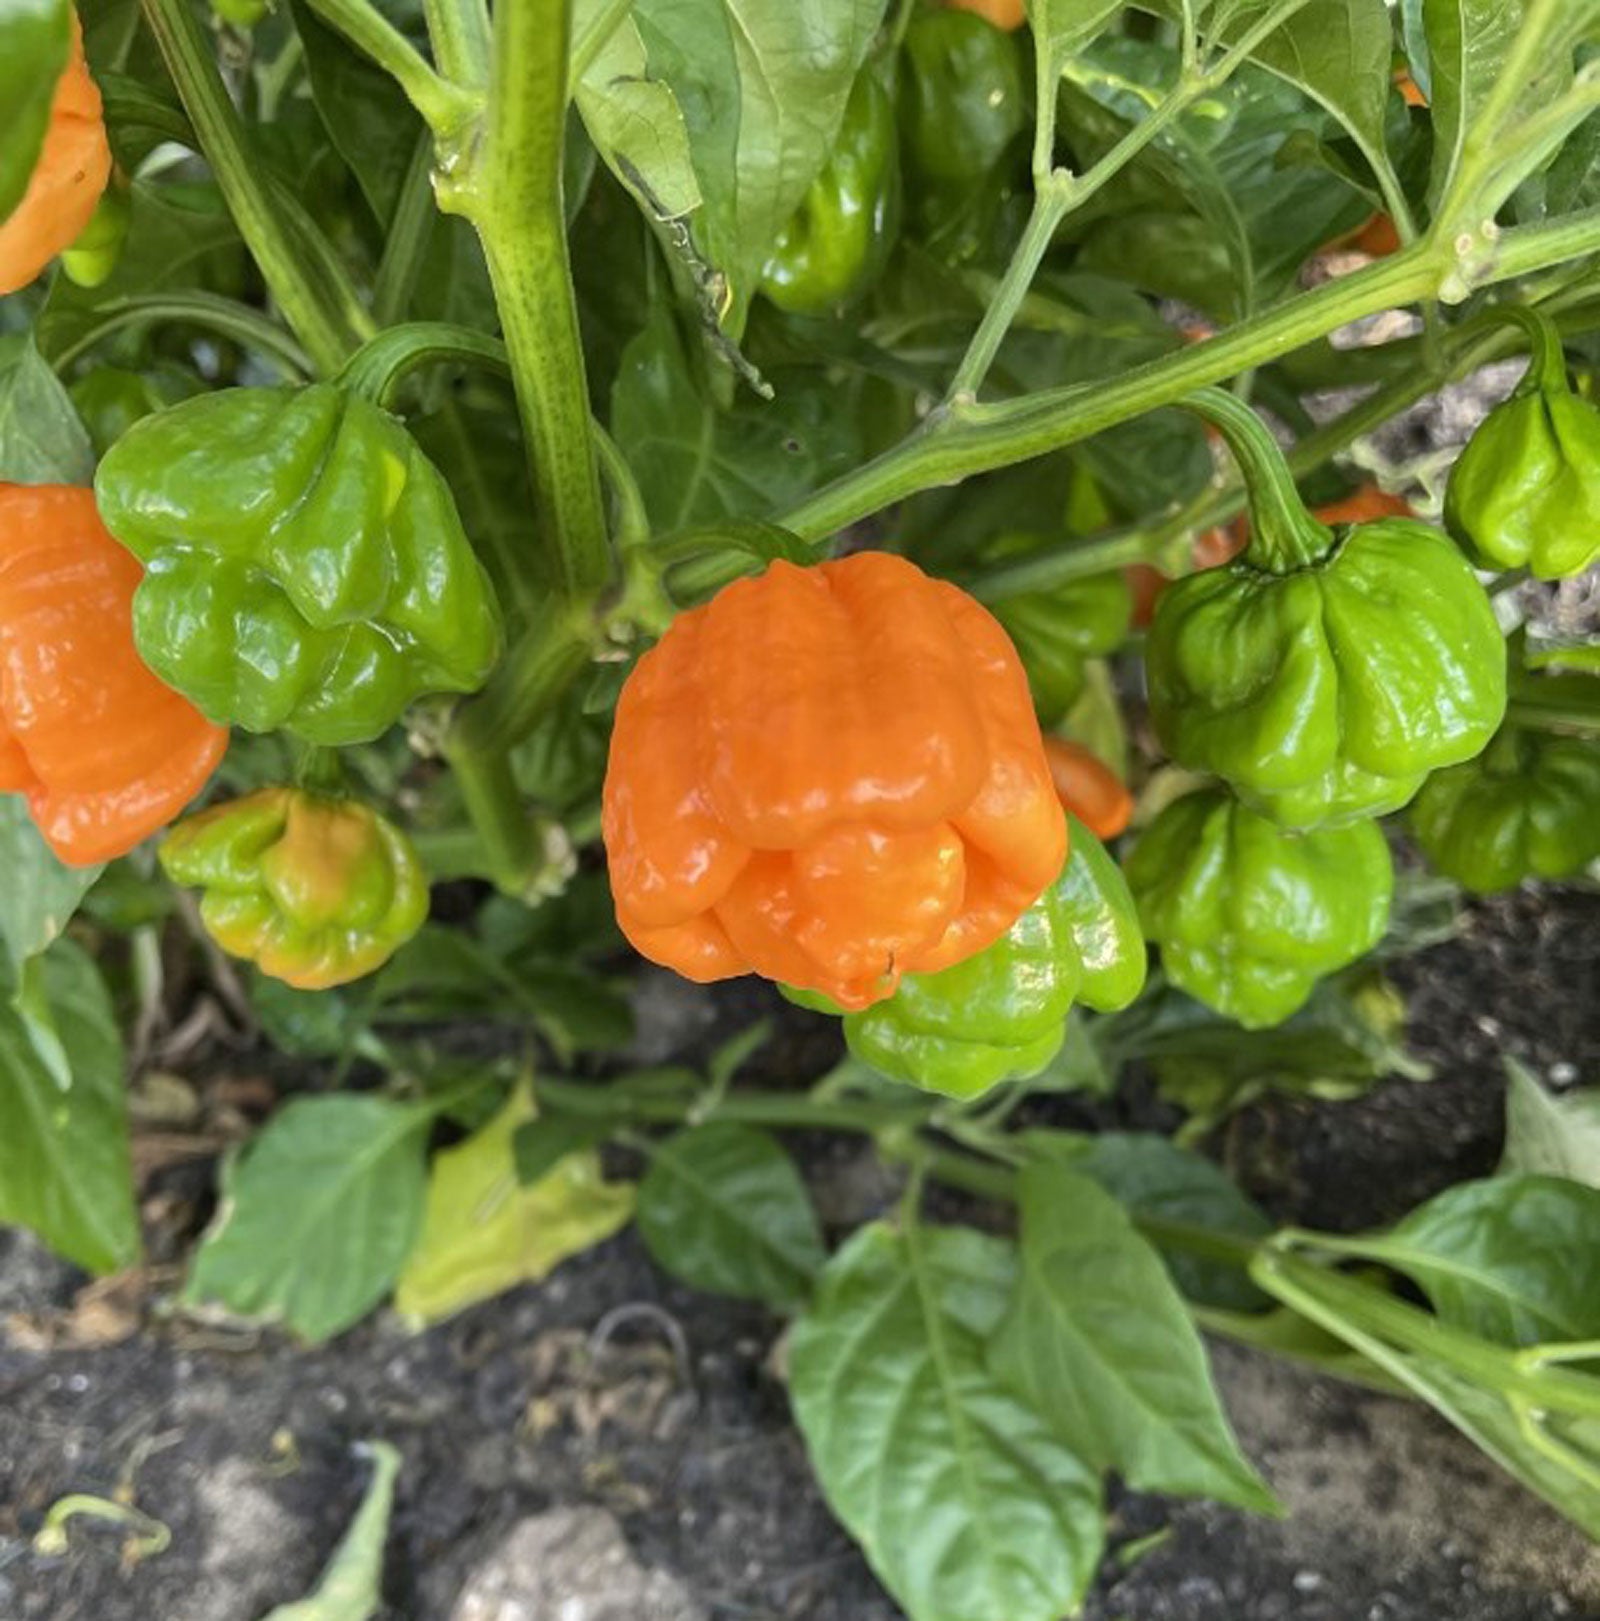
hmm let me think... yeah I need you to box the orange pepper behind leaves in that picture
[1042,737,1133,840]
[1312,485,1412,526]
[0,14,112,297]
[602,552,1067,1011]
[944,0,1027,28]
[0,485,227,865]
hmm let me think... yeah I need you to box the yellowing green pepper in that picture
[1445,309,1600,580]
[1126,788,1393,1030]
[794,819,1146,1099]
[760,70,900,316]
[160,786,428,988]
[95,384,502,745]
[1410,726,1600,893]
[1146,389,1506,828]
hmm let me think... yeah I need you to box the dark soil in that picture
[1,886,1598,1621]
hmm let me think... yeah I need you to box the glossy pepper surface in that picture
[1126,788,1393,1029]
[0,13,110,296]
[0,484,227,866]
[1410,727,1600,893]
[602,551,1066,1011]
[760,71,899,316]
[1042,737,1133,839]
[95,384,503,745]
[160,786,429,988]
[985,538,1132,725]
[898,8,1026,200]
[1444,314,1600,580]
[814,817,1146,1097]
[1146,391,1505,828]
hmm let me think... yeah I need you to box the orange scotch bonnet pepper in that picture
[0,485,228,865]
[0,14,112,296]
[602,551,1067,1010]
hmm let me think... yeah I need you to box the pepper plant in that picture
[3,0,1600,1613]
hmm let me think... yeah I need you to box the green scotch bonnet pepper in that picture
[1127,788,1394,1030]
[760,70,900,316]
[791,818,1147,1099]
[95,383,502,746]
[1445,308,1600,580]
[1146,389,1506,829]
[1410,725,1600,893]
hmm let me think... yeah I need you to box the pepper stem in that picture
[1182,388,1334,574]
[1486,302,1570,396]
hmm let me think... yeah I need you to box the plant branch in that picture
[445,0,611,604]
[140,0,367,376]
[50,292,311,377]
[422,0,490,86]
[303,0,479,134]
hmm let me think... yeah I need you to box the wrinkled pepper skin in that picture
[760,71,900,315]
[828,817,1146,1097]
[160,786,429,988]
[1126,788,1393,1029]
[602,551,1066,1011]
[986,545,1132,724]
[1444,358,1600,580]
[0,485,227,866]
[898,8,1026,199]
[95,384,502,745]
[1147,518,1506,828]
[0,13,110,296]
[1410,727,1600,893]
[1042,737,1133,839]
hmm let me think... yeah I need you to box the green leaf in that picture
[1422,0,1531,210]
[0,0,70,225]
[572,0,702,224]
[512,1111,611,1186]
[789,1223,1105,1621]
[395,1082,635,1326]
[610,302,863,529]
[632,0,889,322]
[990,1167,1278,1513]
[0,334,93,483]
[1499,1058,1600,1188]
[1375,1174,1600,1345]
[1237,0,1395,200]
[0,799,101,988]
[1029,0,1126,59]
[0,939,139,1275]
[260,1441,400,1621]
[637,1123,824,1309]
[183,1094,432,1343]
[1023,1129,1272,1310]
[291,0,422,227]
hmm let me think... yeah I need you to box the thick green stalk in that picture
[775,209,1600,542]
[447,0,611,604]
[140,0,367,375]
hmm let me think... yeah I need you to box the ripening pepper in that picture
[0,11,111,296]
[1042,737,1133,839]
[602,550,1066,1011]
[760,70,900,316]
[1146,390,1506,828]
[798,817,1145,1097]
[1127,788,1393,1029]
[94,384,503,745]
[160,786,429,988]
[984,539,1132,725]
[945,0,1026,29]
[898,8,1026,207]
[1410,726,1600,893]
[59,174,129,288]
[0,484,227,866]
[1444,312,1600,580]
